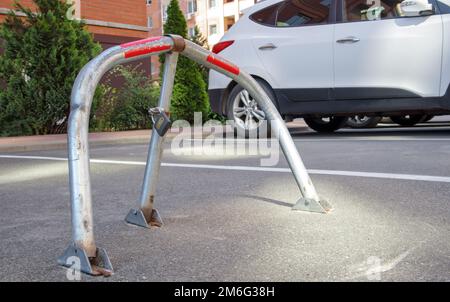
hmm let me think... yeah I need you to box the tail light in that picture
[212,40,234,54]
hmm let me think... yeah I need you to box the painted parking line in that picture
[2,154,450,184]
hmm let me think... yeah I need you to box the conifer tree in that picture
[0,0,101,135]
[161,0,209,123]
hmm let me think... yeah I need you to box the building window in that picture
[148,16,153,28]
[188,27,196,38]
[209,0,217,8]
[162,5,168,22]
[146,0,152,5]
[209,24,217,35]
[188,0,197,14]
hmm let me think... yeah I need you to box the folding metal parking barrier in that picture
[58,35,332,276]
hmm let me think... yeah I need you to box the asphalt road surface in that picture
[1,124,450,281]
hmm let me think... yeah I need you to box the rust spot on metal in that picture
[141,206,153,222]
[89,254,113,277]
[141,201,163,227]
[91,265,113,277]
[167,34,185,52]
[83,219,89,231]
[149,220,162,227]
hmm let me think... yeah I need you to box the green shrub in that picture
[189,25,209,85]
[90,65,160,132]
[188,26,225,123]
[0,0,101,136]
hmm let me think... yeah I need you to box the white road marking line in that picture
[0,155,68,161]
[297,138,450,142]
[184,137,450,142]
[1,154,450,183]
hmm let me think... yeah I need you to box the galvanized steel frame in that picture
[59,35,331,276]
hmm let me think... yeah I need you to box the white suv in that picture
[208,0,450,134]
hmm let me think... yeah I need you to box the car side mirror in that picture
[398,0,434,17]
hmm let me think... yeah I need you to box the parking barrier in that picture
[58,35,331,276]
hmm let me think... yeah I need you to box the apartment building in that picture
[0,0,152,76]
[148,0,197,36]
[0,0,149,42]
[146,0,197,76]
[0,0,259,76]
[195,0,257,47]
[146,0,259,75]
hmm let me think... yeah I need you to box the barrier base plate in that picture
[293,197,332,213]
[125,208,163,228]
[58,244,113,276]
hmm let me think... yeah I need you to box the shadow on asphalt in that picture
[288,124,450,138]
[239,194,293,208]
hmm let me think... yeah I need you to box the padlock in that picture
[151,109,172,137]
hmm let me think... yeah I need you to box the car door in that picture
[251,0,335,101]
[334,0,443,99]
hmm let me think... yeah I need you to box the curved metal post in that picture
[179,39,330,213]
[125,52,179,228]
[61,34,329,277]
[59,37,175,276]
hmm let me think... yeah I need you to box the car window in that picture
[342,0,405,22]
[276,0,332,26]
[250,0,332,27]
[437,0,450,13]
[250,2,282,26]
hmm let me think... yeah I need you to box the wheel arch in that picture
[221,75,280,116]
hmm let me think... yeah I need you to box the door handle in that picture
[258,43,277,50]
[336,36,360,44]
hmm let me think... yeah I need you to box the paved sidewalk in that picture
[0,129,154,152]
[0,120,309,153]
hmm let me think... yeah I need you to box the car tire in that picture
[346,116,382,128]
[227,80,274,138]
[304,116,348,133]
[390,115,427,126]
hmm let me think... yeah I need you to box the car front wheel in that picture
[304,116,348,133]
[227,80,275,138]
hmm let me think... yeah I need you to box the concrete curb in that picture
[0,137,150,153]
[0,121,308,153]
[0,128,232,153]
[0,129,196,153]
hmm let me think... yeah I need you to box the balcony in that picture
[239,0,256,11]
[224,15,235,32]
[223,1,235,17]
